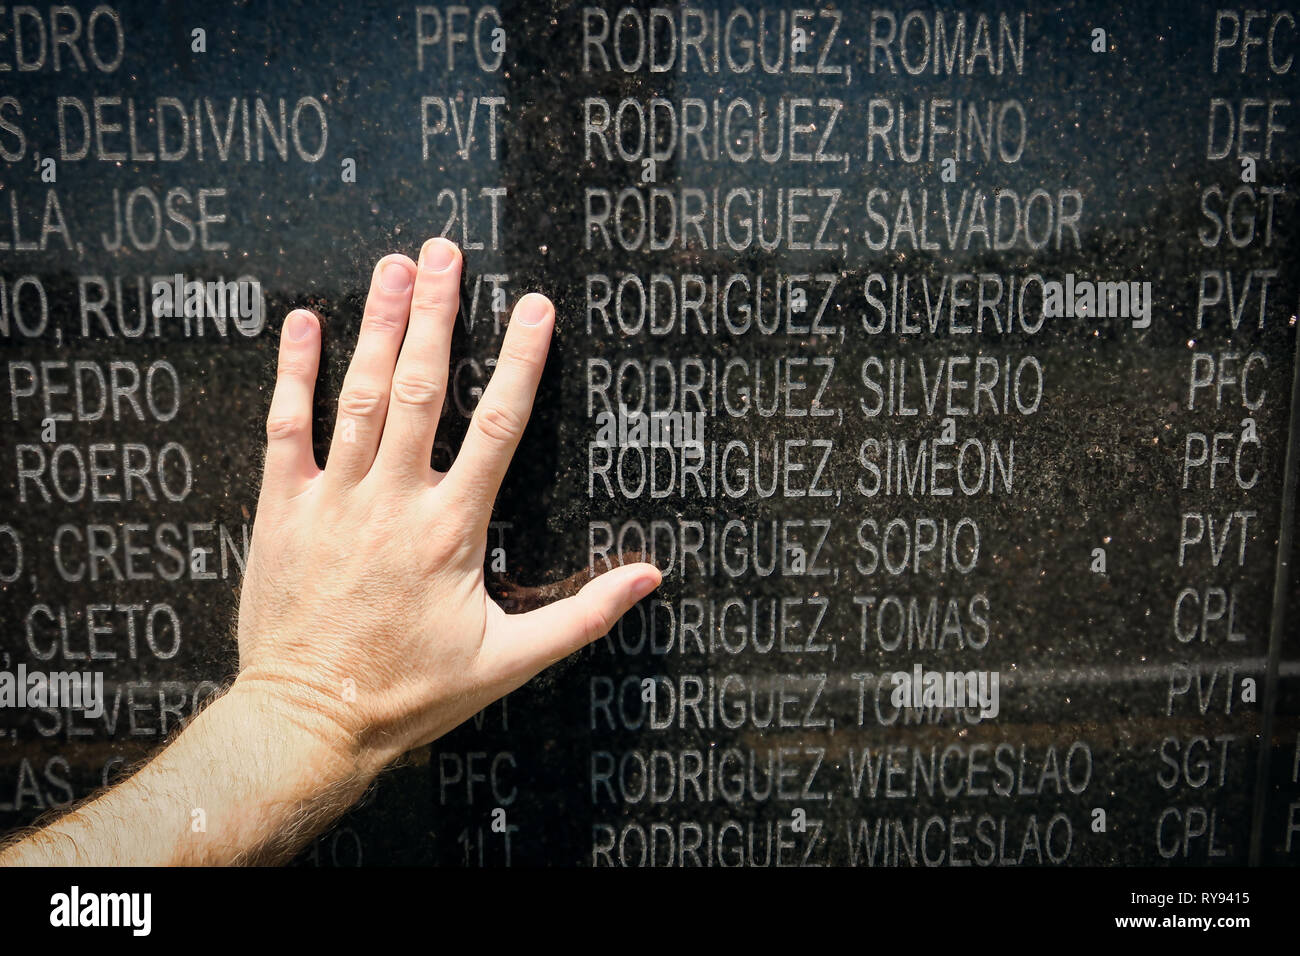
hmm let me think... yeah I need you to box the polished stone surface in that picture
[0,0,1297,865]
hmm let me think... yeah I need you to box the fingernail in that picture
[420,238,458,273]
[514,293,553,326]
[380,260,413,292]
[286,310,315,341]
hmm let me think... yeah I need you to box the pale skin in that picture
[0,237,661,866]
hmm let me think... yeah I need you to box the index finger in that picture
[441,293,554,525]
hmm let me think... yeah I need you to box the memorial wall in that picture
[0,0,1298,866]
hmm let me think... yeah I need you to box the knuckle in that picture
[360,311,405,336]
[265,414,307,442]
[276,356,312,379]
[583,602,613,641]
[473,401,524,445]
[391,372,444,408]
[497,342,539,375]
[337,384,387,418]
[410,284,455,316]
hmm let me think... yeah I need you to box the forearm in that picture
[0,679,384,866]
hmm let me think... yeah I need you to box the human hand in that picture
[234,237,661,773]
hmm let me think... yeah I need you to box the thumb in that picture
[485,563,661,684]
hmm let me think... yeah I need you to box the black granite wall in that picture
[0,0,1297,865]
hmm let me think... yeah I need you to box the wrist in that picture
[226,669,397,787]
[140,679,386,865]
